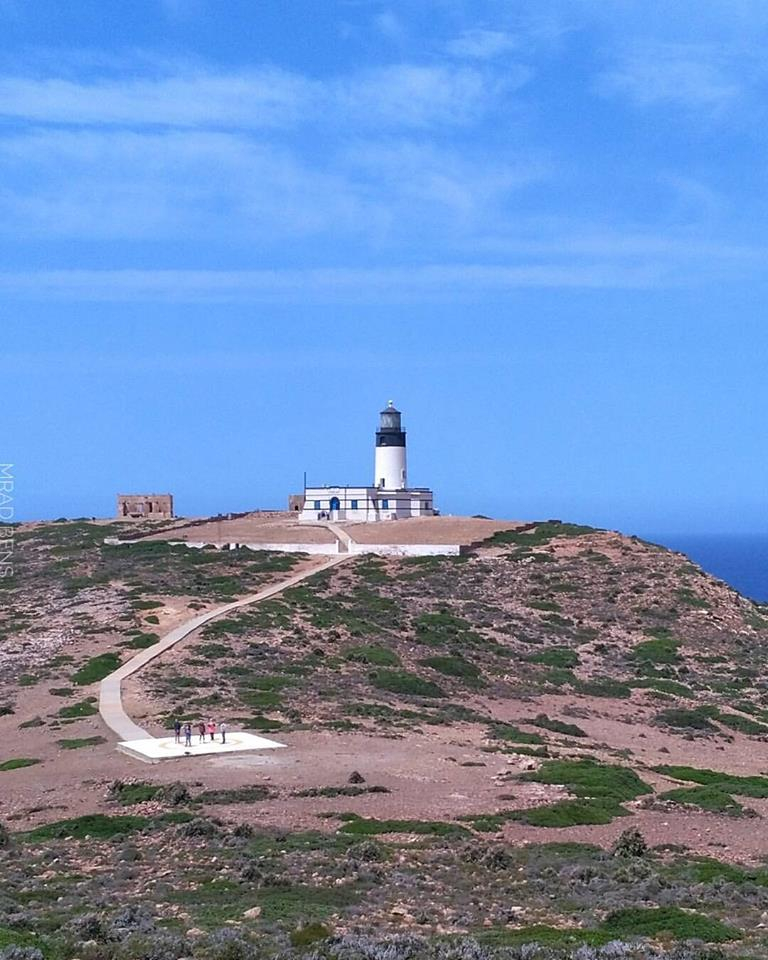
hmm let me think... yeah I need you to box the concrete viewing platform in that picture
[118,732,285,764]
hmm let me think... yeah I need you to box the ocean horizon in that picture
[648,533,768,604]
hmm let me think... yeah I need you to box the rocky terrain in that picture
[2,517,768,960]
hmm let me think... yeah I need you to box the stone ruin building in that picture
[116,493,174,520]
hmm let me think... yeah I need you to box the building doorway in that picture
[329,496,341,519]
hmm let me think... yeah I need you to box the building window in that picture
[350,499,358,509]
[381,499,389,509]
[313,500,321,510]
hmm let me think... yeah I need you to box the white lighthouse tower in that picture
[299,401,435,522]
[374,401,407,489]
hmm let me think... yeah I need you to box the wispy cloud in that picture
[446,29,519,60]
[0,263,665,302]
[597,42,745,113]
[0,62,512,130]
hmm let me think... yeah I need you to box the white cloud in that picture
[597,42,743,112]
[0,129,382,240]
[446,28,519,60]
[0,263,665,303]
[0,69,310,128]
[0,62,511,130]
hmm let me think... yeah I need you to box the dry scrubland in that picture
[2,517,768,960]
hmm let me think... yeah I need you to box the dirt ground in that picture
[5,681,768,864]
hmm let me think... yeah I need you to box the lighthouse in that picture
[374,401,407,489]
[298,401,435,522]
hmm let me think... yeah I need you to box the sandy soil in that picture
[338,516,527,544]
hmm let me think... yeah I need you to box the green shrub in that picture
[660,785,743,815]
[654,764,768,798]
[489,522,599,547]
[24,813,148,841]
[71,652,121,685]
[370,669,446,698]
[56,736,107,750]
[630,677,693,697]
[419,654,481,678]
[290,923,331,946]
[514,798,625,827]
[717,711,768,736]
[632,635,681,664]
[123,632,160,650]
[529,647,579,668]
[573,677,632,698]
[521,759,651,804]
[58,698,98,718]
[337,813,468,837]
[601,906,738,942]
[527,713,587,738]
[0,757,40,771]
[488,723,544,745]
[656,706,719,732]
[344,644,400,666]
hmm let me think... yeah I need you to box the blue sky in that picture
[2,0,767,533]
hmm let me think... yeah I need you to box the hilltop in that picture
[2,516,768,959]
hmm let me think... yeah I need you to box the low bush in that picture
[71,653,121,685]
[654,764,768,798]
[487,723,544,745]
[660,784,744,815]
[24,813,148,841]
[369,670,446,698]
[601,905,739,942]
[419,655,481,679]
[344,645,400,667]
[56,736,107,750]
[527,714,587,738]
[337,813,468,837]
[656,706,719,732]
[529,648,579,668]
[0,758,40,772]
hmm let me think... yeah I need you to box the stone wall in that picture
[116,493,174,520]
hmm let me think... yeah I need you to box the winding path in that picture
[99,554,350,741]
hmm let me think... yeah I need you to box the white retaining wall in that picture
[106,537,461,557]
[348,542,462,557]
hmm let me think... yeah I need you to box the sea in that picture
[648,534,768,604]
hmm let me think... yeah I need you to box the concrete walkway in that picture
[99,554,349,742]
[323,521,356,553]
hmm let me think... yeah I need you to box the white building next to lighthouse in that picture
[299,402,436,523]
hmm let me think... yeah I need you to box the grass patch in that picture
[489,521,599,547]
[630,677,693,697]
[344,644,400,666]
[0,757,41,771]
[654,764,768,798]
[370,669,446,698]
[528,647,579,668]
[56,736,107,750]
[24,813,148,841]
[632,634,681,665]
[601,906,738,943]
[71,652,121,685]
[419,654,481,679]
[488,723,545,745]
[527,713,587,738]
[479,925,608,949]
[290,923,331,947]
[521,759,651,810]
[515,799,628,828]
[123,632,160,649]
[57,698,98,718]
[337,813,468,837]
[656,706,719,732]
[660,785,744,815]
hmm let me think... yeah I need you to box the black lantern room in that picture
[376,401,406,447]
